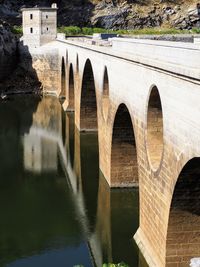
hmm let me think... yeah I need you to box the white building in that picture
[21,3,57,48]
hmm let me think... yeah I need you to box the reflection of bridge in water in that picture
[23,96,142,267]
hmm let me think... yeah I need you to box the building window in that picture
[30,27,33,33]
[46,15,48,19]
[30,14,33,19]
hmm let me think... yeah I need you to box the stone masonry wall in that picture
[19,43,60,95]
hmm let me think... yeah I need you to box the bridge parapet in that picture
[110,37,200,80]
[57,38,200,81]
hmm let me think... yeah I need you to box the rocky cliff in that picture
[0,20,41,93]
[0,20,17,81]
[0,0,200,30]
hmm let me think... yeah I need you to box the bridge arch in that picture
[80,59,98,131]
[60,57,66,98]
[166,157,200,266]
[146,85,164,171]
[111,103,138,187]
[76,54,79,73]
[102,66,109,121]
[66,50,68,64]
[68,63,75,111]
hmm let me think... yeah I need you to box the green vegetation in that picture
[190,27,200,34]
[58,26,115,35]
[102,263,129,267]
[74,263,129,267]
[11,25,23,35]
[58,25,82,35]
[58,26,200,36]
[11,25,200,37]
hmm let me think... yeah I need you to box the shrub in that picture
[11,25,23,35]
[82,27,93,35]
[191,27,200,34]
[102,263,129,267]
[58,26,81,35]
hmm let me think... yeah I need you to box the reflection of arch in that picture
[66,112,75,169]
[74,128,99,232]
[61,109,66,146]
[60,57,66,98]
[80,59,98,131]
[68,63,75,111]
[95,173,140,266]
[166,157,200,267]
[111,104,138,187]
[146,85,163,171]
[102,67,109,121]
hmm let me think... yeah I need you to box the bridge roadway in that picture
[20,37,200,267]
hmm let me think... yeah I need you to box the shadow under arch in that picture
[80,59,98,131]
[102,66,109,121]
[166,157,200,267]
[60,57,66,98]
[111,103,138,187]
[76,53,79,73]
[68,63,75,111]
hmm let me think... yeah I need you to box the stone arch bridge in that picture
[20,37,200,267]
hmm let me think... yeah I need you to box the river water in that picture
[0,95,148,267]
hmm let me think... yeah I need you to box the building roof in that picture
[21,7,58,12]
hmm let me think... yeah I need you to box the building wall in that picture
[41,10,57,45]
[23,10,41,47]
[22,9,57,47]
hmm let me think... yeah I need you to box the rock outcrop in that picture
[0,20,17,81]
[91,1,200,30]
[0,0,200,30]
[0,20,41,94]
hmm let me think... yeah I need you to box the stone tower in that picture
[22,3,58,48]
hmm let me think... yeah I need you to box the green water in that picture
[0,95,147,267]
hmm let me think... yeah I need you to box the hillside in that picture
[0,20,17,81]
[0,0,199,30]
